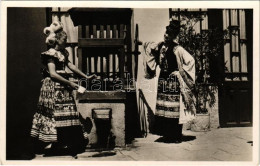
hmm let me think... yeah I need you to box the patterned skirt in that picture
[31,77,88,142]
[155,73,180,118]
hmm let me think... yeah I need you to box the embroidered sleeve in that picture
[142,42,164,78]
[143,42,160,71]
[174,46,195,91]
[174,46,196,111]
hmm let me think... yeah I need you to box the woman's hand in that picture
[170,71,179,76]
[69,82,79,90]
[67,62,98,80]
[86,74,97,80]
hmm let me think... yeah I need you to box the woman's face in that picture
[164,32,174,44]
[56,35,67,49]
[164,31,179,44]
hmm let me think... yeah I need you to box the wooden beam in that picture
[78,38,125,47]
[77,91,126,100]
[69,8,132,13]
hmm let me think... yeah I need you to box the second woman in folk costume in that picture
[143,20,196,143]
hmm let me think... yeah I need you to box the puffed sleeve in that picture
[143,42,163,78]
[174,46,195,90]
[41,52,56,65]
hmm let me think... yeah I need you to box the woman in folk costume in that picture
[30,21,96,156]
[143,20,196,143]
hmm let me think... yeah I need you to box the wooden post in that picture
[78,25,83,71]
[126,22,132,79]
[85,25,90,38]
[120,24,124,38]
[93,25,97,38]
[237,10,242,81]
[106,25,111,39]
[113,25,117,38]
[100,25,104,38]
[119,47,125,87]
[113,53,116,79]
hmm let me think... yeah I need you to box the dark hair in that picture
[166,20,180,39]
[55,30,67,42]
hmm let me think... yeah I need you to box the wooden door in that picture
[217,9,253,127]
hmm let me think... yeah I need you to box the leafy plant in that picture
[176,11,227,114]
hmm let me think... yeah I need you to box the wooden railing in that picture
[77,23,128,91]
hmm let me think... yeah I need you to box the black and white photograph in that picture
[0,1,259,165]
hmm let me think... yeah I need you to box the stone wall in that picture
[77,102,125,147]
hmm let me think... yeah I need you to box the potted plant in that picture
[176,10,225,131]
